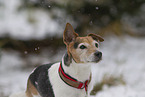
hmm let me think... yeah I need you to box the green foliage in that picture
[19,0,144,36]
[1,0,144,53]
[0,37,64,55]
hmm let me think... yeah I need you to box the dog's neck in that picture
[61,54,91,82]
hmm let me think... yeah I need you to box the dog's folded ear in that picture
[63,23,79,45]
[88,33,104,42]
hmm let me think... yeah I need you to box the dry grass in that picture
[90,75,126,95]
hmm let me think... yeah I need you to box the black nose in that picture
[94,51,102,58]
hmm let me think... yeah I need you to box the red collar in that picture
[58,63,91,93]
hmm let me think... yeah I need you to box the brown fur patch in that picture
[26,79,39,97]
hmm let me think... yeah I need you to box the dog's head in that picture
[63,23,104,65]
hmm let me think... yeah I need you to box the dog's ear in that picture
[63,23,79,46]
[88,33,104,42]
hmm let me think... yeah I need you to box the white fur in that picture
[10,57,94,97]
[75,40,100,63]
[48,57,93,97]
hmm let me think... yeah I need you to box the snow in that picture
[0,36,145,97]
[91,36,145,97]
[0,0,63,40]
[0,51,29,96]
[95,85,139,97]
[0,0,145,97]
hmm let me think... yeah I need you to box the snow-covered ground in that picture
[92,36,145,97]
[0,35,145,97]
[0,0,145,97]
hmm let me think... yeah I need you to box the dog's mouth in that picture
[94,57,102,63]
[87,57,102,63]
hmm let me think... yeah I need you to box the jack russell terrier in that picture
[10,23,104,97]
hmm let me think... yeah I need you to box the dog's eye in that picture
[80,45,87,49]
[95,43,98,48]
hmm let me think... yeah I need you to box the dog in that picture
[10,23,104,97]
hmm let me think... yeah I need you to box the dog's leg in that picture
[26,79,39,97]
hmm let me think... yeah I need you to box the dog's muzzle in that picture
[93,51,102,62]
[94,51,102,58]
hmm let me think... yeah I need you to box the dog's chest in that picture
[49,63,88,97]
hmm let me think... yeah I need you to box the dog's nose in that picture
[94,51,102,58]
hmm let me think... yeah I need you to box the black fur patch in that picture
[74,42,79,49]
[64,52,72,66]
[29,63,55,97]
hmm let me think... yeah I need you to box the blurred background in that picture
[0,0,145,97]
